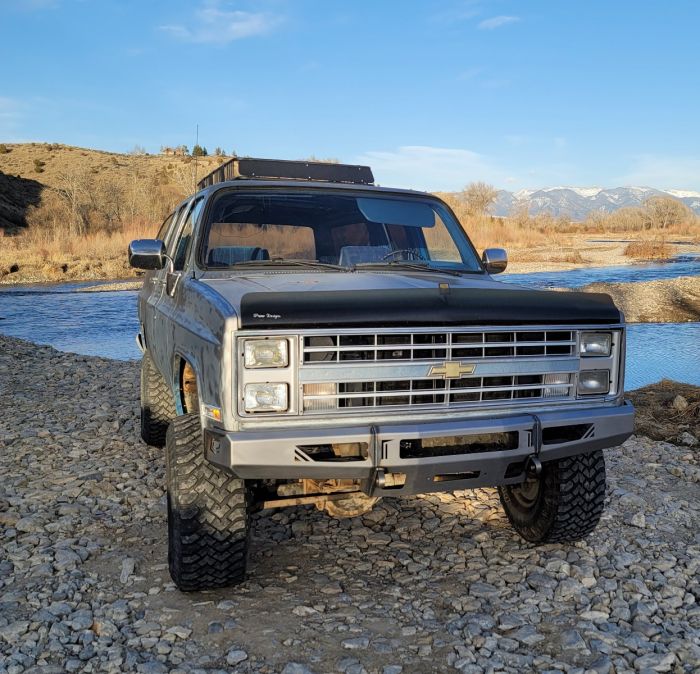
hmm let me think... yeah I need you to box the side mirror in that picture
[482,248,508,274]
[129,239,167,270]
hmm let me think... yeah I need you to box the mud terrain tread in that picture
[499,450,606,544]
[545,451,606,542]
[140,350,175,447]
[166,413,249,591]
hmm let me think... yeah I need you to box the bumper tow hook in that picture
[525,455,543,478]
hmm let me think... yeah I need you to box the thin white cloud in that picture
[159,1,282,45]
[456,66,483,81]
[616,154,700,191]
[353,145,511,192]
[432,4,480,23]
[504,134,530,146]
[478,15,520,30]
[0,97,21,121]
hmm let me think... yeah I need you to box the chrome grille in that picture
[298,327,581,414]
[303,330,575,363]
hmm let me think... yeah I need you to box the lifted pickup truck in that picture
[129,158,634,591]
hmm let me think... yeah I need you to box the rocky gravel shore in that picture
[1,335,699,673]
[577,277,700,324]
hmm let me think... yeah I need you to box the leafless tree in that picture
[53,166,93,236]
[461,182,498,216]
[642,196,692,230]
[168,162,199,197]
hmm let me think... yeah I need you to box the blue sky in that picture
[2,0,699,192]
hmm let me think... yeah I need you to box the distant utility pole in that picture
[192,124,199,194]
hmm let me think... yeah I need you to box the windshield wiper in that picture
[232,259,347,271]
[352,261,464,277]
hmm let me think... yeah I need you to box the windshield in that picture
[200,190,483,272]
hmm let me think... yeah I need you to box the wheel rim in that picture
[510,476,541,509]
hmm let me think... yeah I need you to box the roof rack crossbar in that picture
[197,157,374,190]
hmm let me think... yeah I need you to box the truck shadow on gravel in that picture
[85,491,534,669]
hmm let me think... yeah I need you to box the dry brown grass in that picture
[0,221,157,283]
[623,240,673,260]
[627,380,700,443]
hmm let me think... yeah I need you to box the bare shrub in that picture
[624,240,672,260]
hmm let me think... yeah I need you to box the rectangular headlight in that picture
[244,383,288,412]
[244,339,288,368]
[577,370,610,395]
[580,332,612,357]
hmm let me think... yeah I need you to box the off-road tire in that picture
[166,413,250,591]
[498,450,606,544]
[140,350,176,447]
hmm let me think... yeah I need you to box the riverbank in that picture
[500,239,699,274]
[577,276,700,323]
[79,279,143,292]
[0,335,699,672]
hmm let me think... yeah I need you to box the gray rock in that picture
[137,662,168,674]
[633,652,676,672]
[226,649,248,666]
[342,637,370,650]
[680,431,697,446]
[672,395,688,411]
[628,512,646,528]
[282,664,316,674]
[469,581,500,597]
[0,621,30,643]
[120,557,136,584]
[560,629,588,651]
[166,625,192,640]
[510,625,545,646]
[54,548,81,570]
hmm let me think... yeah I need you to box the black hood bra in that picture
[239,287,622,329]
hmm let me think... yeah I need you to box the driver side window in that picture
[172,198,204,271]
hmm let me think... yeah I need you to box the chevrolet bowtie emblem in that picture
[428,361,476,379]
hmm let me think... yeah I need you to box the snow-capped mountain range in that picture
[491,186,700,220]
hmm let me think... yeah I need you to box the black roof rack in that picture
[197,157,374,190]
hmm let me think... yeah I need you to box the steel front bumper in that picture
[205,402,634,497]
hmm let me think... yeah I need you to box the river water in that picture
[1,259,699,389]
[500,254,700,288]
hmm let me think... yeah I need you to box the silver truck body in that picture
[137,179,634,499]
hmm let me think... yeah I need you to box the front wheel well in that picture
[177,357,199,414]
